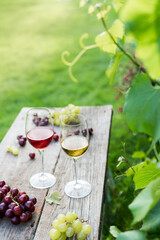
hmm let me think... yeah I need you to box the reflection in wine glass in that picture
[60,113,91,198]
[26,107,56,189]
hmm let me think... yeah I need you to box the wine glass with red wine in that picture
[25,107,56,189]
[60,113,91,198]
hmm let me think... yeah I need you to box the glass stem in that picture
[39,150,45,177]
[73,158,78,185]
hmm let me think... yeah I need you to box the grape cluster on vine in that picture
[49,212,92,240]
[0,180,37,225]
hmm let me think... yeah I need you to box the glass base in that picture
[65,180,91,198]
[30,172,56,189]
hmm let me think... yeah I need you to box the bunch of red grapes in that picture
[32,114,59,142]
[0,180,37,225]
[33,115,49,126]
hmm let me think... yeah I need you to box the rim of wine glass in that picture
[60,113,88,127]
[25,107,53,134]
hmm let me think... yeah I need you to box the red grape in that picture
[82,129,87,137]
[20,213,28,222]
[0,202,8,213]
[29,197,37,205]
[19,191,26,196]
[11,216,20,225]
[11,188,19,197]
[3,185,10,192]
[19,139,26,147]
[29,153,35,159]
[8,202,17,209]
[25,201,34,211]
[25,211,32,219]
[4,196,12,204]
[0,180,5,188]
[0,191,4,201]
[74,130,80,135]
[53,134,59,141]
[5,209,14,218]
[88,128,93,135]
[19,194,28,204]
[1,188,8,195]
[13,205,22,216]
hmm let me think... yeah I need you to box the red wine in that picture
[27,127,53,149]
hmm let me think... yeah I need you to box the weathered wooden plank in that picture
[33,106,112,240]
[0,106,112,240]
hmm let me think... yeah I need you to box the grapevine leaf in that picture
[110,19,124,39]
[133,163,160,190]
[129,177,160,224]
[45,191,62,205]
[106,51,122,85]
[124,74,160,147]
[132,151,146,159]
[120,0,160,79]
[116,230,146,240]
[95,19,124,54]
[141,201,160,233]
[95,32,117,54]
[110,226,121,238]
[125,161,148,177]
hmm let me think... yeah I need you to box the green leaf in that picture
[120,0,160,79]
[95,19,124,54]
[45,191,62,205]
[134,163,160,190]
[129,177,160,224]
[124,74,160,147]
[116,230,146,240]
[95,32,117,54]
[110,19,124,39]
[132,151,146,159]
[106,52,122,84]
[125,161,148,177]
[110,226,121,238]
[141,201,160,233]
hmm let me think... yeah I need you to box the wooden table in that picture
[0,106,112,240]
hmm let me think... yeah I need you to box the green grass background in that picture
[0,0,136,238]
[0,0,115,139]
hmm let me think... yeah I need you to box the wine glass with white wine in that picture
[60,113,91,198]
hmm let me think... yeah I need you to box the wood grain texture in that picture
[0,106,112,240]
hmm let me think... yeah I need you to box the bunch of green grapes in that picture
[49,212,92,240]
[51,104,80,126]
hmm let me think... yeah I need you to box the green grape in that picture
[57,233,67,240]
[54,111,60,117]
[82,224,92,234]
[77,231,86,240]
[74,106,80,114]
[72,219,82,233]
[49,228,61,240]
[57,214,66,223]
[58,223,68,232]
[66,227,75,237]
[52,219,60,229]
[65,212,78,222]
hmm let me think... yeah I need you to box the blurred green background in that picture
[0,0,136,238]
[0,0,117,139]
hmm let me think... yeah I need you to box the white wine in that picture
[61,135,89,158]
